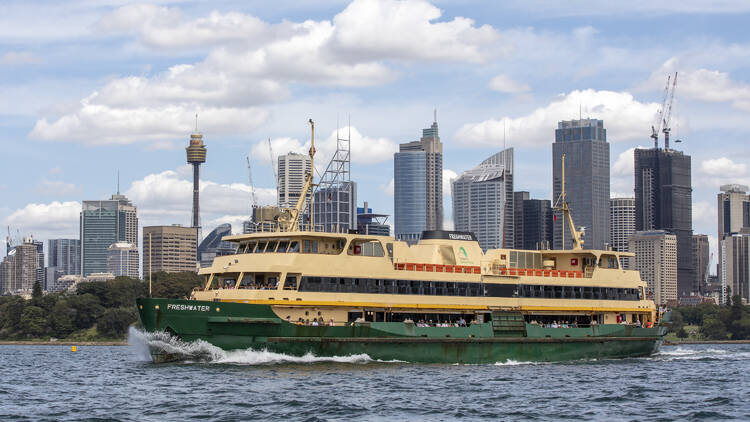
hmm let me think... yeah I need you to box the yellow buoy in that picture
[71,345,77,352]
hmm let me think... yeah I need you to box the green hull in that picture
[136,298,665,364]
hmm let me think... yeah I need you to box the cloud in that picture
[31,1,502,145]
[644,59,750,111]
[2,201,81,239]
[0,51,43,65]
[700,157,747,177]
[693,201,717,228]
[443,169,457,196]
[329,0,501,63]
[456,89,659,148]
[35,179,81,196]
[31,102,269,145]
[48,166,62,175]
[488,74,530,94]
[381,178,394,196]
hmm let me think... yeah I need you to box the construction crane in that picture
[651,74,671,149]
[246,155,257,209]
[662,71,678,150]
[267,138,277,181]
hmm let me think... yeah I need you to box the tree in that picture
[0,296,26,336]
[669,310,684,333]
[676,327,689,339]
[700,316,728,340]
[20,306,47,338]
[151,271,202,298]
[31,280,43,302]
[68,293,105,330]
[97,307,138,338]
[48,299,75,337]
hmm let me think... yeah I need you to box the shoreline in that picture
[0,340,128,346]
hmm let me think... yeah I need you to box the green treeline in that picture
[672,295,750,340]
[0,272,202,341]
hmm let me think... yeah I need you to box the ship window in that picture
[277,241,289,253]
[256,241,267,253]
[284,275,298,290]
[386,243,393,257]
[288,241,300,253]
[246,242,256,253]
[266,241,278,252]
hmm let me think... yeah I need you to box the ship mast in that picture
[554,154,584,250]
[277,119,316,232]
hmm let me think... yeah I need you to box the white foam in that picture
[128,328,376,365]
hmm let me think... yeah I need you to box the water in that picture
[1,329,749,422]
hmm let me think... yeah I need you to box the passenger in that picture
[311,318,319,326]
[329,318,335,326]
[297,317,304,325]
[305,318,310,325]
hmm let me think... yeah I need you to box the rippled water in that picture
[1,329,749,421]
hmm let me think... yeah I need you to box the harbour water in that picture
[1,329,748,421]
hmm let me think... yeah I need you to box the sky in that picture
[2,0,750,272]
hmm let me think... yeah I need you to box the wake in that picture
[127,327,374,365]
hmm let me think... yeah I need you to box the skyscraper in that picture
[31,239,44,285]
[394,117,443,243]
[720,232,750,303]
[513,191,553,250]
[278,152,312,209]
[693,234,709,294]
[552,118,610,250]
[106,242,139,278]
[717,184,750,282]
[610,198,635,269]
[143,225,198,274]
[80,193,138,276]
[629,230,677,305]
[634,147,693,295]
[452,148,513,250]
[48,239,81,276]
[186,126,207,230]
[0,240,38,294]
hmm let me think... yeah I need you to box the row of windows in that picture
[298,276,641,300]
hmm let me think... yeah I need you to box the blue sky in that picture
[2,0,750,268]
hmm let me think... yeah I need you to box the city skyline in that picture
[3,1,750,267]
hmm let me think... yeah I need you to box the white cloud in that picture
[0,51,43,65]
[644,59,750,111]
[456,89,660,148]
[329,0,501,63]
[443,169,457,196]
[488,74,530,94]
[693,201,717,227]
[35,179,81,196]
[381,178,394,196]
[31,1,503,145]
[31,102,269,145]
[2,201,81,240]
[700,157,747,177]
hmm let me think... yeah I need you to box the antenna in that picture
[503,118,506,151]
[117,170,120,195]
[195,113,198,132]
[434,108,437,123]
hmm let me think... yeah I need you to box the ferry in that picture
[136,121,667,364]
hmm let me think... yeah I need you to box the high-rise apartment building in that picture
[610,198,636,269]
[693,234,710,294]
[452,148,514,251]
[80,193,138,276]
[552,119,610,250]
[106,242,139,278]
[394,117,443,243]
[717,184,750,283]
[278,152,312,209]
[48,239,81,276]
[143,225,198,274]
[634,147,694,295]
[31,239,44,284]
[0,240,38,294]
[720,232,750,303]
[513,191,553,250]
[629,230,677,305]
